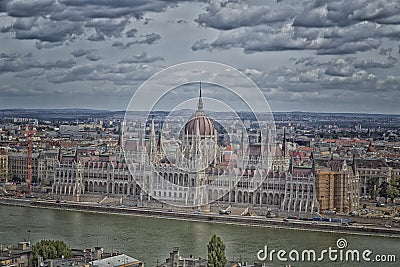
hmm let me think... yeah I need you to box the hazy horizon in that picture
[1,107,399,116]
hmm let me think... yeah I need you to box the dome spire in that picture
[198,81,203,111]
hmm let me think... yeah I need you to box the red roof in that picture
[298,147,312,151]
[184,114,215,136]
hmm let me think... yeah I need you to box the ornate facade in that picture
[47,91,319,216]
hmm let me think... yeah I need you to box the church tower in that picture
[181,83,219,170]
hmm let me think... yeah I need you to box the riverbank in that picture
[1,197,400,238]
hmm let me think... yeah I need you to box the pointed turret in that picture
[289,156,294,174]
[118,121,123,147]
[240,130,245,153]
[367,141,375,152]
[58,145,62,162]
[139,130,144,150]
[157,131,162,148]
[74,146,78,163]
[149,116,158,161]
[283,127,286,158]
[352,153,357,175]
[195,119,201,155]
[150,116,156,139]
[329,139,333,160]
[311,155,316,175]
[197,81,203,111]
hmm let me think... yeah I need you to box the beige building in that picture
[0,149,8,183]
[315,158,359,213]
[0,242,32,267]
[7,152,39,183]
[357,159,400,197]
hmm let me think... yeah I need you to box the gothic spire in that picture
[157,131,162,148]
[118,121,123,147]
[283,127,286,158]
[74,146,78,163]
[58,145,62,162]
[197,81,203,111]
[352,153,357,176]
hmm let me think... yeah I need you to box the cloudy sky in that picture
[0,0,400,114]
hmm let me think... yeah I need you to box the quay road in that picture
[1,196,400,238]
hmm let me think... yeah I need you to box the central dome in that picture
[184,86,215,136]
[184,112,215,136]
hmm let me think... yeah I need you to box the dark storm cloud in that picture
[85,54,101,61]
[29,58,76,69]
[112,33,161,48]
[88,32,105,42]
[112,41,125,48]
[193,0,400,55]
[257,68,381,106]
[244,54,400,104]
[119,52,164,64]
[6,0,57,18]
[47,62,159,85]
[0,0,8,12]
[0,52,19,59]
[13,19,83,42]
[2,0,185,21]
[0,59,23,72]
[85,19,129,38]
[139,33,161,44]
[71,48,92,57]
[196,1,294,30]
[379,47,392,56]
[354,56,398,69]
[195,25,308,53]
[14,69,45,78]
[0,0,186,46]
[194,21,400,55]
[191,39,211,51]
[292,55,398,71]
[125,28,137,38]
[54,0,177,20]
[0,54,75,74]
[293,0,400,28]
[0,17,38,33]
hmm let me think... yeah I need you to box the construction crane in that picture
[26,125,33,195]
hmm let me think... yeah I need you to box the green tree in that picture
[379,181,390,200]
[391,177,400,190]
[207,234,227,267]
[387,185,400,202]
[31,240,73,266]
[367,177,379,199]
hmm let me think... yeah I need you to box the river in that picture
[0,205,398,266]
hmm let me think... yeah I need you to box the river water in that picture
[0,205,398,266]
